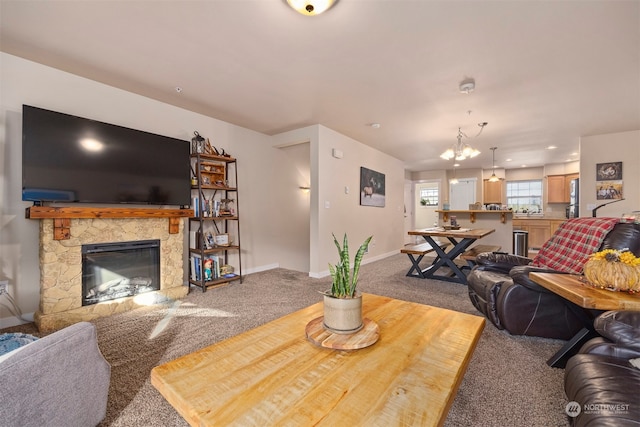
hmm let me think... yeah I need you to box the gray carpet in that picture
[4,253,572,426]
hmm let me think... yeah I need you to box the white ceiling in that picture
[1,0,639,172]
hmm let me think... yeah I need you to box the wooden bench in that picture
[400,241,448,279]
[460,244,502,268]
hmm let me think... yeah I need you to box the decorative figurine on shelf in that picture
[219,199,234,216]
[203,258,213,281]
[191,131,205,154]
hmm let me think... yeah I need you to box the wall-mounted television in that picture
[22,105,191,206]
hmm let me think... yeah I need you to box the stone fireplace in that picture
[82,239,161,306]
[33,211,190,332]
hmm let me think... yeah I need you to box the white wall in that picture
[313,126,405,277]
[272,124,405,277]
[580,130,640,218]
[0,53,405,326]
[0,53,298,326]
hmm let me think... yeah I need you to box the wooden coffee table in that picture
[151,293,485,426]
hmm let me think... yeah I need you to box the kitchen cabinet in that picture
[528,222,551,249]
[547,175,568,203]
[483,179,504,204]
[513,219,566,249]
[547,174,579,203]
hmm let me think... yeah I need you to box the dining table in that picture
[407,227,496,284]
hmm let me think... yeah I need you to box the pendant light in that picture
[450,163,459,185]
[488,147,500,182]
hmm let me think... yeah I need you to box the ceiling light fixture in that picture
[440,124,486,161]
[286,0,337,15]
[488,147,500,182]
[459,78,475,94]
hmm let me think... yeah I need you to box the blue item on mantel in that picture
[0,333,39,356]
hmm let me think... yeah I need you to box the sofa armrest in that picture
[579,337,640,359]
[594,311,640,352]
[509,265,568,293]
[474,252,532,275]
[0,322,110,427]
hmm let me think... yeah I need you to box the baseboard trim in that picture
[0,312,35,329]
[243,263,280,275]
[309,250,398,279]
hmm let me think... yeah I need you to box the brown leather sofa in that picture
[564,311,640,427]
[467,220,640,340]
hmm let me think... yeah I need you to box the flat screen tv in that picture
[22,105,191,206]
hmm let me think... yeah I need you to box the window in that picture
[506,180,543,213]
[419,187,438,206]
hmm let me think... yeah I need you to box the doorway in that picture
[449,178,476,210]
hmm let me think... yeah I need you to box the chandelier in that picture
[440,128,481,161]
[440,122,488,161]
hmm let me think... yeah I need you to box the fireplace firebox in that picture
[82,239,160,306]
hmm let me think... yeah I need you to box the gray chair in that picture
[0,322,111,427]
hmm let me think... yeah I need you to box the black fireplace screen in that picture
[82,239,160,306]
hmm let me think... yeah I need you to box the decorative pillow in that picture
[0,332,39,356]
[531,217,620,274]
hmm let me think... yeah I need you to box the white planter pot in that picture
[323,294,363,334]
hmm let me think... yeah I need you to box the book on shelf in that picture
[190,253,202,281]
[191,253,222,282]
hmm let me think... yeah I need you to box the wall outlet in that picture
[0,280,8,295]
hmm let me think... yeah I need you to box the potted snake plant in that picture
[323,233,372,334]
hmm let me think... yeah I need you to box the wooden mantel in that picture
[26,206,194,240]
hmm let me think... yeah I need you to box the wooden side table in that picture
[530,272,640,367]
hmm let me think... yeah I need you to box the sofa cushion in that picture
[600,222,640,256]
[531,217,619,274]
[565,354,640,427]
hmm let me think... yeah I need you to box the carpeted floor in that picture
[3,253,572,426]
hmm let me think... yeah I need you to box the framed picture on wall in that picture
[596,180,623,200]
[360,167,385,207]
[596,162,622,181]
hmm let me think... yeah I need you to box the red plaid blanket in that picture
[531,217,620,274]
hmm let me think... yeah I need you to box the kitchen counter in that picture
[437,209,512,224]
[437,210,512,255]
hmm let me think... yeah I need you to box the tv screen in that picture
[22,105,191,206]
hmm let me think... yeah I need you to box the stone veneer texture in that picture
[35,217,188,332]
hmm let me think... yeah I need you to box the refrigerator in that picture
[568,178,579,218]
